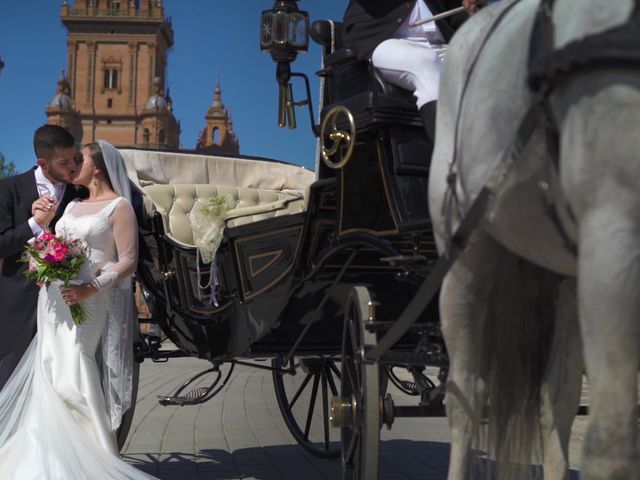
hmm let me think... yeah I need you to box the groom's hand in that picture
[32,196,56,215]
[33,197,58,229]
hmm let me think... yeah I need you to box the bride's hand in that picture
[59,284,97,305]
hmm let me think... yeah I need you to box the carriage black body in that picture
[129,12,447,476]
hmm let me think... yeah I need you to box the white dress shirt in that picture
[28,166,66,237]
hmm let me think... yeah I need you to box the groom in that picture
[0,124,81,390]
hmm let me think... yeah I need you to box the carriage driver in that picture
[342,0,486,144]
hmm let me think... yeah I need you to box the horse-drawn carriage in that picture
[122,1,640,479]
[117,3,452,477]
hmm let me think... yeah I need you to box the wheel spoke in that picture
[325,364,339,396]
[344,358,356,393]
[287,372,313,412]
[321,373,330,449]
[344,430,359,464]
[328,359,342,379]
[304,374,321,438]
[348,316,359,356]
[347,320,363,388]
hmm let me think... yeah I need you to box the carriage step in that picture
[158,362,235,407]
[158,387,212,407]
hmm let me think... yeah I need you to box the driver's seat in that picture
[311,20,433,236]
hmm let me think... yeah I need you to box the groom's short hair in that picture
[33,125,76,160]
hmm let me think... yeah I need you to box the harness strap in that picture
[528,0,640,255]
[444,0,525,252]
[530,0,640,92]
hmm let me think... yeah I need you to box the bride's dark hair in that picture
[83,142,114,190]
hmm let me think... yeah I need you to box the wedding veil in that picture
[97,140,136,431]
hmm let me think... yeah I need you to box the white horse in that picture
[428,0,640,479]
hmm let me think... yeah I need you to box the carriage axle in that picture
[330,392,446,430]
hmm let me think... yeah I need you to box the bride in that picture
[0,140,156,479]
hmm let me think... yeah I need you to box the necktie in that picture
[54,183,64,203]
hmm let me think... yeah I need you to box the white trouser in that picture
[371,38,448,109]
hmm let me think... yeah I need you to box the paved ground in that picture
[120,347,591,480]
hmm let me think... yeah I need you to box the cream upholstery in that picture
[121,149,315,190]
[143,184,306,247]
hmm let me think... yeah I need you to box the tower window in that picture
[109,0,122,10]
[143,129,150,145]
[104,69,118,89]
[212,127,219,145]
[158,129,166,145]
[107,98,113,108]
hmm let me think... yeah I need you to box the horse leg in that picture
[540,278,583,480]
[441,232,500,480]
[577,207,640,480]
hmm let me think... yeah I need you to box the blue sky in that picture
[0,0,345,174]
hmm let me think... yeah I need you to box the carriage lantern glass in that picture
[260,1,309,63]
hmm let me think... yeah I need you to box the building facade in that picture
[49,0,180,149]
[47,0,240,154]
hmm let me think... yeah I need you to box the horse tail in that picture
[481,249,560,479]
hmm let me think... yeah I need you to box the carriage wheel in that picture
[117,359,140,451]
[334,286,380,479]
[272,356,341,458]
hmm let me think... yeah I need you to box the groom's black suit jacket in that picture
[343,0,468,59]
[0,168,82,390]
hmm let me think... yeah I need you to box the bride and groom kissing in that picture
[0,124,156,478]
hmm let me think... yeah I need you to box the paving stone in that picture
[121,347,591,479]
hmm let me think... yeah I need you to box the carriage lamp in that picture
[260,1,309,63]
[260,1,310,129]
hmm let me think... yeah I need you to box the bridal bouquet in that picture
[190,195,233,264]
[21,231,90,325]
[190,195,233,306]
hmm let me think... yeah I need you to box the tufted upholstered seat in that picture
[142,183,307,247]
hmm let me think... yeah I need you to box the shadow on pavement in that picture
[123,439,580,480]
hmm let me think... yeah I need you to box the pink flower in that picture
[39,231,55,242]
[42,242,69,264]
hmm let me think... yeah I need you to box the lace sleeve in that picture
[93,200,138,289]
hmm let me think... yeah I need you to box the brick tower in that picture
[57,0,180,148]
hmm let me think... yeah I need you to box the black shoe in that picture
[419,100,437,142]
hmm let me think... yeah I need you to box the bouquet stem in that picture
[69,303,89,326]
[64,280,90,326]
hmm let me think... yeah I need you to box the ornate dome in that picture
[206,80,226,117]
[48,72,75,110]
[143,76,168,111]
[144,94,168,111]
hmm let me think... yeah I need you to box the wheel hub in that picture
[330,395,355,428]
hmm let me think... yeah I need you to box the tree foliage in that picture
[0,152,16,179]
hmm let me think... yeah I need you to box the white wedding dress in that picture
[0,197,156,479]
